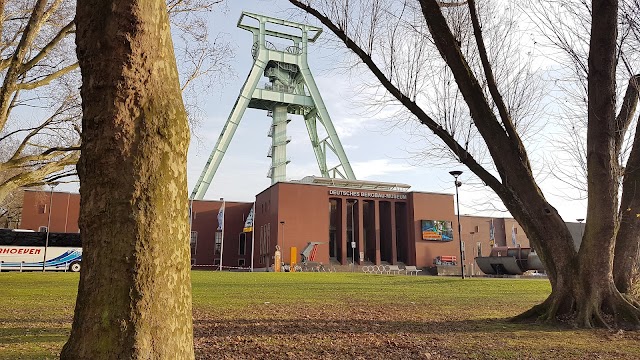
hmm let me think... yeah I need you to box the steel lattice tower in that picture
[190,12,356,200]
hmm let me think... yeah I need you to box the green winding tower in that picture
[191,12,356,200]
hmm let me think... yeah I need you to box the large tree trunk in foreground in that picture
[61,0,194,358]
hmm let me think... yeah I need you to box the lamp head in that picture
[280,221,285,225]
[576,218,584,223]
[449,170,463,178]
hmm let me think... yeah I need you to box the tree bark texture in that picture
[61,0,194,358]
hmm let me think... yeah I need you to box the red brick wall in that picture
[190,200,253,268]
[20,190,80,233]
[409,192,457,268]
[256,182,330,266]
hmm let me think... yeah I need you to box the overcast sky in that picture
[182,0,588,222]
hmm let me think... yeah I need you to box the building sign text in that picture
[328,189,407,200]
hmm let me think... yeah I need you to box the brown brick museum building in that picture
[18,177,533,273]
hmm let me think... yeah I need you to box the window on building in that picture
[39,226,48,232]
[474,225,479,233]
[190,231,198,265]
[260,224,267,255]
[214,232,222,255]
[266,222,271,251]
[38,204,47,214]
[238,233,246,255]
[238,258,246,267]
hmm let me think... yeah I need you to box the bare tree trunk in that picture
[60,0,194,358]
[615,218,640,297]
[615,76,640,296]
[571,0,634,326]
[290,0,640,327]
[511,0,639,327]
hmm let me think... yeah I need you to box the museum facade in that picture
[18,177,535,274]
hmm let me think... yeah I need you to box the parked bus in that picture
[0,228,82,272]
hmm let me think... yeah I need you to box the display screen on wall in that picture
[421,220,453,241]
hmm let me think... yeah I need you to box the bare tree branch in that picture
[15,62,79,90]
[615,74,640,154]
[467,0,530,170]
[19,19,75,74]
[288,0,505,194]
[0,0,49,130]
[0,150,78,202]
[0,0,232,206]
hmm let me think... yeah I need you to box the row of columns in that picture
[336,198,400,266]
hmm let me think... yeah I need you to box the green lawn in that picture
[1,272,639,359]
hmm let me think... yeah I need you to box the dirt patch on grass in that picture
[192,302,640,359]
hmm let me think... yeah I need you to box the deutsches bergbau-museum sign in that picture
[328,189,407,200]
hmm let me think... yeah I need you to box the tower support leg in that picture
[190,58,267,199]
[270,105,289,184]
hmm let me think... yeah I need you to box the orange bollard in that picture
[290,247,297,272]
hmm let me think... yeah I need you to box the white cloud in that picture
[352,159,413,179]
[285,161,321,180]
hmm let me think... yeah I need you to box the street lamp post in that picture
[351,200,357,271]
[280,221,285,265]
[218,198,225,271]
[470,231,478,276]
[577,218,585,240]
[42,183,57,272]
[449,170,464,279]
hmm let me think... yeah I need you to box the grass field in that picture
[1,272,639,359]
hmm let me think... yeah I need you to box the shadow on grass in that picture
[193,316,562,338]
[0,327,69,345]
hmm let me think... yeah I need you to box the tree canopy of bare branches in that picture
[0,0,233,206]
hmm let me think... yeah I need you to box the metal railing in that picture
[264,83,296,94]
